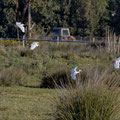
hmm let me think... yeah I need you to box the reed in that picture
[54,67,120,120]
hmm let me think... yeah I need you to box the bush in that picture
[0,67,28,86]
[54,68,120,120]
[77,65,120,87]
[40,67,75,88]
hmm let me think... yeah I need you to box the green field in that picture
[0,87,55,120]
[0,43,119,120]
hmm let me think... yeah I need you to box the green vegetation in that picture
[0,43,120,119]
[0,0,120,37]
[1,0,120,119]
[0,87,55,120]
[55,75,120,120]
[0,42,117,87]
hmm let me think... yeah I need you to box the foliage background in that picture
[0,0,120,38]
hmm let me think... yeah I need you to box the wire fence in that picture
[0,36,120,54]
[0,35,120,41]
[0,36,119,43]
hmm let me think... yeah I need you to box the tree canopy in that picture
[0,0,120,38]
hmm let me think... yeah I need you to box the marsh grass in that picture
[0,42,118,88]
[0,41,120,119]
[77,66,120,86]
[40,66,74,88]
[0,87,55,120]
[54,67,120,120]
[0,67,28,86]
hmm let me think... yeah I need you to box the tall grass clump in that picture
[54,67,120,120]
[40,66,74,88]
[0,67,28,86]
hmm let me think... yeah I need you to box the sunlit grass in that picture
[0,87,55,120]
[54,68,120,120]
[0,42,119,119]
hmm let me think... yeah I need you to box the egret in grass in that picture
[114,57,120,69]
[71,66,82,80]
[30,42,39,50]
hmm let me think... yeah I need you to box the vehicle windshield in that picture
[63,30,69,36]
[52,29,60,36]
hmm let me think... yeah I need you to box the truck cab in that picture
[52,27,75,40]
[52,27,70,37]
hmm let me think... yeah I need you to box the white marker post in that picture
[57,36,59,46]
[23,34,25,48]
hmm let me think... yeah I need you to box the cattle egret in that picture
[30,42,39,50]
[114,57,120,69]
[16,22,25,33]
[71,66,82,80]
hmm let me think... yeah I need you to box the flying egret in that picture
[30,42,39,50]
[71,66,82,80]
[16,22,25,33]
[114,57,120,69]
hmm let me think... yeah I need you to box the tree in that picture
[0,0,16,37]
[0,0,118,38]
[108,0,120,35]
[85,0,108,36]
[56,0,108,36]
[30,0,59,36]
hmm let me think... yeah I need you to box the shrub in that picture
[77,65,120,86]
[0,67,28,86]
[20,48,34,57]
[9,45,34,57]
[40,67,75,88]
[54,68,120,120]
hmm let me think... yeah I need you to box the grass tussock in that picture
[0,43,118,87]
[0,42,120,119]
[0,67,28,86]
[41,66,74,88]
[78,66,120,86]
[54,67,120,120]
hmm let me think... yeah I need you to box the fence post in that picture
[23,34,25,47]
[57,36,59,46]
[118,36,120,54]
[93,37,95,43]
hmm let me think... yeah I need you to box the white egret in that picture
[16,22,25,33]
[71,66,82,80]
[30,42,39,50]
[114,57,120,69]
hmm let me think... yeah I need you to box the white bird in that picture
[30,42,39,50]
[114,57,120,69]
[16,22,25,33]
[71,66,82,80]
